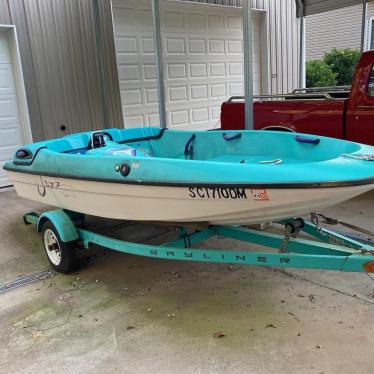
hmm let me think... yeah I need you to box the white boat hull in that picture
[7,171,374,225]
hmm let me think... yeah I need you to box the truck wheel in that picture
[42,221,77,273]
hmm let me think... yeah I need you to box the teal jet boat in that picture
[4,127,374,225]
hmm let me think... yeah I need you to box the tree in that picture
[323,48,360,86]
[306,60,336,88]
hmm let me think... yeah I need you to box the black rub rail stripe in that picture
[3,166,374,189]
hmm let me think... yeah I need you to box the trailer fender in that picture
[37,210,79,242]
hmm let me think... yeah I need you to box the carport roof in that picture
[296,0,372,17]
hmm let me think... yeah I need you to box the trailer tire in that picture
[42,221,77,273]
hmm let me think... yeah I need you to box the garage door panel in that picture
[227,39,243,54]
[191,84,208,100]
[168,85,188,102]
[0,127,21,148]
[165,38,186,55]
[208,39,225,54]
[228,82,244,96]
[118,64,141,82]
[145,88,158,104]
[123,104,160,128]
[147,112,160,126]
[170,109,189,127]
[165,11,185,28]
[0,32,26,187]
[210,62,225,77]
[167,98,226,128]
[0,93,20,126]
[141,37,155,54]
[211,106,220,121]
[208,15,224,30]
[116,36,139,55]
[0,64,16,94]
[168,63,187,80]
[0,36,12,64]
[210,83,226,98]
[113,0,263,130]
[186,13,207,30]
[122,89,143,106]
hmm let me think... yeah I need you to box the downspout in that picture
[92,0,110,129]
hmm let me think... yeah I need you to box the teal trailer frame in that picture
[24,210,374,273]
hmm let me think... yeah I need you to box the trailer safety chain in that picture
[311,212,374,254]
[314,213,374,238]
[311,212,324,235]
[311,212,357,249]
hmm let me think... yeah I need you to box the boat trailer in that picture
[23,210,374,274]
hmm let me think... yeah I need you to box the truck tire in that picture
[42,221,77,273]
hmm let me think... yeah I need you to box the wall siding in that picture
[0,0,301,139]
[266,0,300,93]
[306,3,374,60]
[0,0,122,141]
[0,0,11,23]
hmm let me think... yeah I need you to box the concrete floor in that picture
[0,189,373,374]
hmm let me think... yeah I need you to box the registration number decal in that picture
[250,189,269,201]
[189,187,247,199]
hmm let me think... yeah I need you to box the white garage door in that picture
[0,31,24,187]
[112,0,263,130]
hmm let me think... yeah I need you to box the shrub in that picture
[306,60,336,88]
[323,48,360,86]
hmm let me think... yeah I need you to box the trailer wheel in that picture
[42,221,77,273]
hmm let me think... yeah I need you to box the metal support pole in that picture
[361,0,368,53]
[243,0,254,130]
[298,0,306,88]
[151,0,167,128]
[92,0,110,128]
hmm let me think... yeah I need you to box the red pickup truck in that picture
[221,50,374,145]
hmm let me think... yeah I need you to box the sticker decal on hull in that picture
[36,176,62,197]
[250,189,269,201]
[189,187,247,199]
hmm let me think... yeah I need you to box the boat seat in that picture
[85,144,150,157]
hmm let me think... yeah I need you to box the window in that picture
[368,64,374,96]
[367,18,374,51]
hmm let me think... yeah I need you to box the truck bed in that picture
[221,98,347,139]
